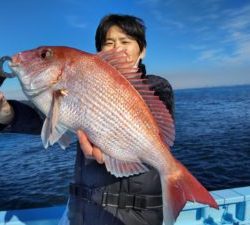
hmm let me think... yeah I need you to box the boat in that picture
[0,186,250,225]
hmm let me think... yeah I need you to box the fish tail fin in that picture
[161,159,218,225]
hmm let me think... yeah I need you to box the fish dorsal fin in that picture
[103,154,149,177]
[97,48,140,76]
[97,49,175,146]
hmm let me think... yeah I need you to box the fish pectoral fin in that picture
[42,120,73,149]
[103,154,149,177]
[57,131,74,149]
[52,124,73,149]
[41,90,63,148]
[41,118,52,148]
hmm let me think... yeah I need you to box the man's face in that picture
[102,25,145,66]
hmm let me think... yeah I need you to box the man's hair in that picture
[95,14,147,52]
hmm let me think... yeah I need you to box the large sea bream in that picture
[8,46,218,225]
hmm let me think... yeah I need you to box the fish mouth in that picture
[7,60,20,77]
[10,53,23,67]
[9,61,20,68]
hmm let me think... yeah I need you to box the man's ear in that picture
[134,48,146,67]
[140,48,146,59]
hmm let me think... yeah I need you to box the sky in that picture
[0,0,250,99]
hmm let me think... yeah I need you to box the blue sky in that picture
[0,0,250,99]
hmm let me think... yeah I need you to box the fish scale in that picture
[58,79,150,160]
[80,88,157,160]
[64,70,160,154]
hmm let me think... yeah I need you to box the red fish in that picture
[9,46,218,225]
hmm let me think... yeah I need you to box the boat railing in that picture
[1,186,250,225]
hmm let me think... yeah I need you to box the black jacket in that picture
[1,74,174,225]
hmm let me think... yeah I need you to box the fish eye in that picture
[41,49,53,59]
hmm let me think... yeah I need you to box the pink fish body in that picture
[9,46,218,225]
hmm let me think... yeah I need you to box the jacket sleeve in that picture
[146,74,175,120]
[0,100,43,134]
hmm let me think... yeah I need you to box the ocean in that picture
[0,85,250,210]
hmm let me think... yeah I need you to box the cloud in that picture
[198,49,223,61]
[188,44,207,51]
[137,0,186,32]
[66,15,87,29]
[220,40,250,64]
[192,3,250,65]
[151,9,185,30]
[143,0,250,65]
[139,1,250,88]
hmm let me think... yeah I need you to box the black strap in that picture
[69,183,162,210]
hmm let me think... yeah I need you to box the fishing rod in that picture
[0,56,14,86]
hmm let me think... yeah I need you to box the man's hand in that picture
[77,130,104,164]
[0,91,14,124]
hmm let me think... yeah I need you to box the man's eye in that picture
[104,42,113,45]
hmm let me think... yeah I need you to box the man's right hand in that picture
[77,130,104,164]
[0,91,14,124]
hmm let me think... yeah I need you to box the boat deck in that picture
[1,186,250,225]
